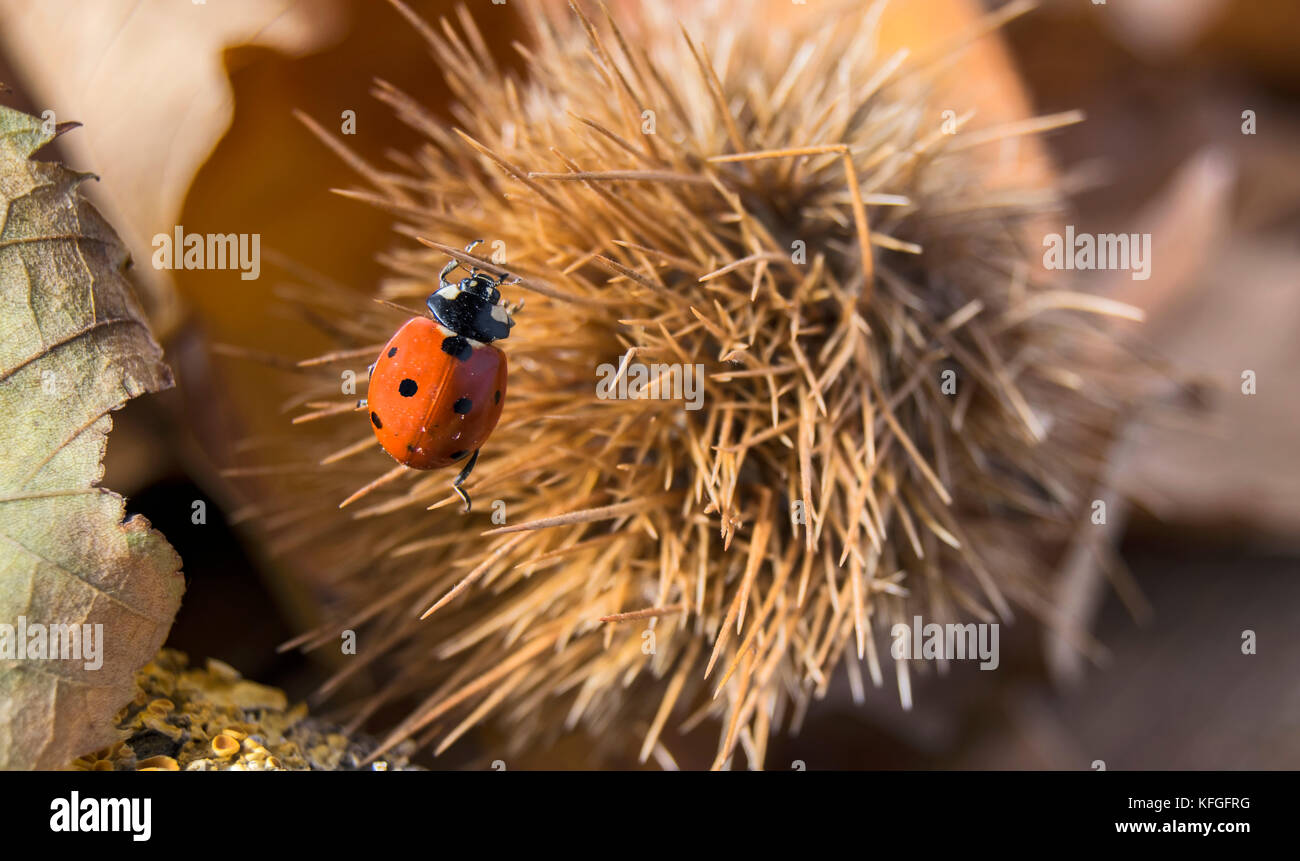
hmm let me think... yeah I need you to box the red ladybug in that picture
[361,241,516,511]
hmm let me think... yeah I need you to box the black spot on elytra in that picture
[387,347,397,358]
[370,412,383,429]
[398,378,419,397]
[441,335,472,361]
[494,390,501,404]
[450,450,468,460]
[453,397,472,415]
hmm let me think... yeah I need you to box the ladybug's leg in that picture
[439,256,461,287]
[451,448,480,513]
[441,240,486,286]
[465,240,484,276]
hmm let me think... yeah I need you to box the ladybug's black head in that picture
[427,273,514,344]
[460,274,502,304]
[431,241,517,343]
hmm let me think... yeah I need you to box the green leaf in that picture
[0,106,184,770]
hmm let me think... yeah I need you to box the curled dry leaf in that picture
[0,0,345,336]
[0,107,184,770]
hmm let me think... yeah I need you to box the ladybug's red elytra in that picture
[362,240,517,512]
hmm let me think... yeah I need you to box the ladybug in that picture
[361,240,517,512]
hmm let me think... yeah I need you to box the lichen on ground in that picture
[69,649,419,771]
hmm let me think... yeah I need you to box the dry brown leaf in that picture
[0,106,184,770]
[0,0,346,336]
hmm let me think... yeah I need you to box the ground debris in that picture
[68,649,420,771]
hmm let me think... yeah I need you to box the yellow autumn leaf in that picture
[0,106,184,770]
